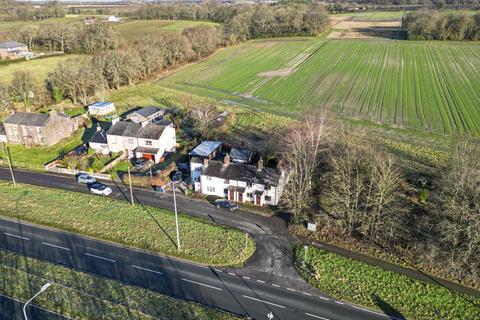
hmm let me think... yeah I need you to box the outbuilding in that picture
[88,102,116,116]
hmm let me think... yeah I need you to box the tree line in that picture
[283,112,480,287]
[0,0,64,21]
[9,23,117,54]
[404,10,480,40]
[130,3,330,43]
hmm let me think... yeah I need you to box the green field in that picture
[0,54,81,86]
[0,181,255,266]
[114,20,219,42]
[334,11,404,21]
[158,38,480,137]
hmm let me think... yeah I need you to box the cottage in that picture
[0,123,7,143]
[125,106,166,125]
[3,111,79,147]
[95,119,176,163]
[188,141,222,191]
[88,102,116,116]
[0,41,28,60]
[88,126,109,155]
[199,155,286,206]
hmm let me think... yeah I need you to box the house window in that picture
[207,186,215,192]
[224,179,229,184]
[265,196,272,201]
[128,138,134,144]
[145,140,152,146]
[206,176,212,181]
[246,193,252,198]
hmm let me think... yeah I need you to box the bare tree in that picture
[9,71,35,108]
[0,86,12,111]
[282,111,331,222]
[188,103,219,139]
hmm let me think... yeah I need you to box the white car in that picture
[89,183,112,196]
[77,173,96,184]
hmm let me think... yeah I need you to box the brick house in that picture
[3,111,79,147]
[0,41,28,60]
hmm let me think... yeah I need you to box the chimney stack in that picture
[112,117,120,125]
[224,153,230,166]
[96,123,101,132]
[257,157,264,171]
[203,158,209,167]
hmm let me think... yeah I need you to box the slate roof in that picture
[230,148,252,162]
[107,121,167,140]
[89,129,108,144]
[202,160,281,187]
[134,106,164,119]
[0,41,26,49]
[4,112,50,127]
[189,141,222,157]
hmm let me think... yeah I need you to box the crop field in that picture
[333,11,405,21]
[114,20,219,42]
[158,38,480,136]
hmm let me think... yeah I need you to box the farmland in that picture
[157,38,480,137]
[114,20,219,42]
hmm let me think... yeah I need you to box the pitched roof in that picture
[202,160,281,186]
[189,141,222,157]
[88,102,114,109]
[89,129,108,144]
[4,112,50,127]
[106,121,168,140]
[230,148,252,162]
[133,106,164,119]
[0,41,26,49]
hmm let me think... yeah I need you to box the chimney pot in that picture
[257,157,264,171]
[203,158,209,167]
[224,153,230,166]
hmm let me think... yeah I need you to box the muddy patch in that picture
[258,67,296,77]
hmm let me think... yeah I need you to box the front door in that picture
[229,190,235,201]
[255,194,261,205]
[238,192,243,203]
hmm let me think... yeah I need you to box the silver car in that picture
[77,173,96,184]
[89,183,112,196]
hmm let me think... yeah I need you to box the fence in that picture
[99,154,125,173]
[47,167,112,181]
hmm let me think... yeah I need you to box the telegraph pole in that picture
[2,143,16,187]
[127,167,134,206]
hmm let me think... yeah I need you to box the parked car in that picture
[133,158,149,169]
[73,145,87,156]
[214,199,239,211]
[77,173,96,184]
[89,183,112,196]
[172,171,183,182]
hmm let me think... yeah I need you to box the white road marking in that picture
[350,306,396,318]
[242,276,251,280]
[84,253,116,263]
[214,269,223,273]
[181,278,223,291]
[335,301,345,305]
[3,232,29,240]
[131,265,163,275]
[305,312,330,320]
[286,288,296,292]
[228,272,236,276]
[256,280,266,284]
[272,284,280,288]
[41,242,70,251]
[302,292,312,296]
[242,295,286,308]
[319,296,329,301]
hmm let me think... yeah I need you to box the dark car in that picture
[214,199,239,211]
[172,171,183,182]
[133,158,148,169]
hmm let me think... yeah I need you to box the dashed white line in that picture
[181,278,223,291]
[41,242,70,251]
[242,295,285,309]
[228,272,236,276]
[272,284,280,288]
[335,301,345,305]
[302,292,312,296]
[256,279,266,284]
[84,253,116,263]
[242,276,251,280]
[3,232,29,240]
[305,312,330,320]
[286,288,296,292]
[319,296,329,301]
[131,265,163,275]
[214,269,223,273]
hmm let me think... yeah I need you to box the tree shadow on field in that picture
[372,294,406,320]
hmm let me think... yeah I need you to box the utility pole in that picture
[2,143,16,186]
[127,167,134,206]
[172,181,181,251]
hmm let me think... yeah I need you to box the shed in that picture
[88,102,116,116]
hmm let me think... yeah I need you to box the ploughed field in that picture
[158,38,480,136]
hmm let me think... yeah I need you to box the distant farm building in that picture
[0,41,28,60]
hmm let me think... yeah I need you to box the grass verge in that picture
[294,245,480,320]
[0,181,255,266]
[0,249,240,319]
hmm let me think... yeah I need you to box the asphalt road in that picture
[0,293,69,320]
[0,217,392,320]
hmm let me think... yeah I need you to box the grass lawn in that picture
[295,245,480,320]
[0,181,255,266]
[0,249,240,320]
[333,11,405,21]
[114,20,219,42]
[0,54,82,86]
[0,128,85,169]
[157,38,480,137]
